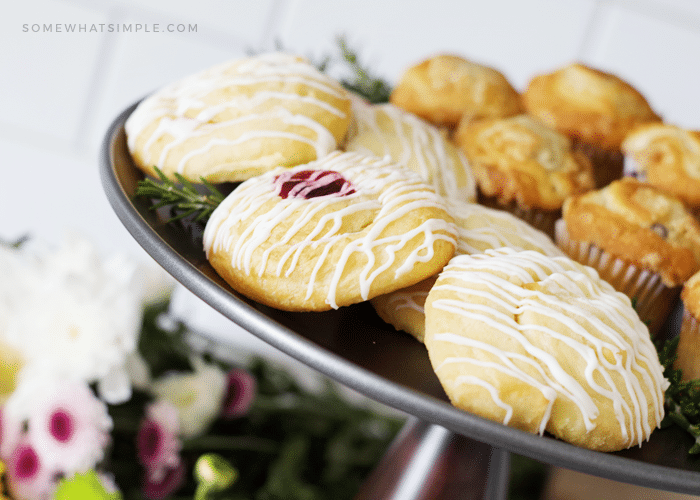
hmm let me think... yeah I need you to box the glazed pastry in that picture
[371,201,564,342]
[557,177,700,335]
[424,248,668,452]
[344,96,477,203]
[622,123,700,209]
[676,271,700,381]
[390,54,522,129]
[522,62,661,188]
[125,53,352,183]
[454,114,594,237]
[203,151,457,311]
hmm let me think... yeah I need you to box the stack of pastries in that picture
[126,49,700,453]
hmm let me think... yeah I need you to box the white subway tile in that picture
[0,0,107,145]
[112,0,277,44]
[583,3,700,128]
[87,15,247,157]
[277,0,596,91]
[0,136,147,258]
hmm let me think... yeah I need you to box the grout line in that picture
[257,0,293,52]
[575,0,606,61]
[73,5,125,155]
[604,0,700,33]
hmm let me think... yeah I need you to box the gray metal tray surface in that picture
[100,102,700,495]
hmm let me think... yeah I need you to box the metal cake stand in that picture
[100,102,700,499]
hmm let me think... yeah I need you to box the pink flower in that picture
[222,368,256,418]
[137,401,181,484]
[28,380,112,474]
[1,377,112,476]
[142,462,186,500]
[5,441,59,500]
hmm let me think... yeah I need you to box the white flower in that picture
[2,375,113,475]
[150,357,227,438]
[0,234,174,403]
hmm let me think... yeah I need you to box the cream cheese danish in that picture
[424,248,668,452]
[203,151,457,311]
[125,53,352,183]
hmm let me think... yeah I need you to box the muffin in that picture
[125,53,352,183]
[676,271,700,381]
[557,177,700,335]
[371,201,564,342]
[522,62,661,189]
[453,114,595,237]
[344,95,477,203]
[621,123,700,211]
[389,54,523,130]
[424,248,668,451]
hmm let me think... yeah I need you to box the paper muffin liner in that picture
[477,194,560,239]
[676,307,700,381]
[554,219,680,336]
[572,138,624,189]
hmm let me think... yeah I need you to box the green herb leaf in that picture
[335,36,392,104]
[135,167,225,224]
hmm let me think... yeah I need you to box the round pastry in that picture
[621,122,700,209]
[125,53,352,183]
[453,114,594,237]
[203,151,457,311]
[344,96,477,203]
[557,177,700,335]
[371,201,564,342]
[389,54,523,129]
[676,271,700,381]
[424,248,668,452]
[522,62,661,188]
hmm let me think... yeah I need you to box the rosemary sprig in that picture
[336,36,392,104]
[656,336,700,453]
[135,167,225,223]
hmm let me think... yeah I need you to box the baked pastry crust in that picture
[125,53,352,183]
[203,151,457,311]
[622,123,700,207]
[562,177,700,287]
[424,248,668,451]
[676,272,700,381]
[389,54,522,129]
[522,63,661,151]
[344,96,477,203]
[371,201,564,342]
[454,115,594,210]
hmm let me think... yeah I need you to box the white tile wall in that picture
[3,3,700,489]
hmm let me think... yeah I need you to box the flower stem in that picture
[182,435,279,454]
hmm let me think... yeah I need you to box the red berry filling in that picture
[274,170,356,200]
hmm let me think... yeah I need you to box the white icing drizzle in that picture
[379,202,564,318]
[428,248,668,447]
[448,202,564,257]
[203,152,457,309]
[125,53,348,174]
[454,375,515,425]
[345,97,477,202]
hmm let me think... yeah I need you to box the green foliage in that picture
[334,36,392,104]
[135,167,225,223]
[656,336,700,454]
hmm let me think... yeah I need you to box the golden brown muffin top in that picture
[522,62,661,151]
[389,53,523,129]
[622,122,700,207]
[563,177,700,287]
[682,270,700,319]
[453,114,594,209]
